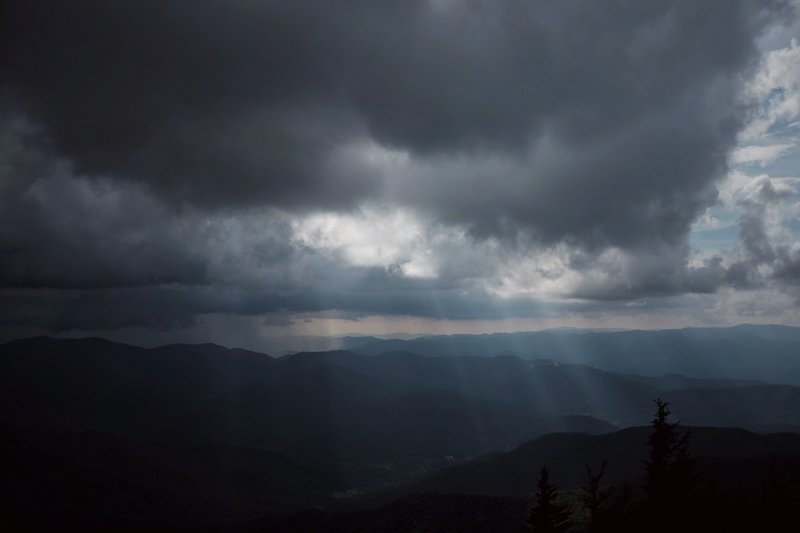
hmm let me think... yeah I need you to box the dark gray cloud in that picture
[384,0,788,248]
[559,242,728,301]
[0,278,654,333]
[1,0,380,209]
[0,111,208,289]
[0,0,797,332]
[720,175,800,290]
[773,246,800,285]
[724,176,794,286]
[3,1,788,221]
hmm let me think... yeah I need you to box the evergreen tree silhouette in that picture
[642,399,699,531]
[527,465,571,532]
[643,398,677,505]
[583,460,610,532]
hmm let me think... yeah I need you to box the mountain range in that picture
[2,326,800,529]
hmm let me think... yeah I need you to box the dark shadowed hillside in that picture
[3,335,800,529]
[251,494,529,533]
[375,426,800,500]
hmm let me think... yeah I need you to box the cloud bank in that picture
[1,0,798,338]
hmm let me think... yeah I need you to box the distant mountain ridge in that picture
[344,324,800,384]
[4,334,800,443]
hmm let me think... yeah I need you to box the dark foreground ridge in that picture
[2,333,800,530]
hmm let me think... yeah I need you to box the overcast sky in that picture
[2,1,800,350]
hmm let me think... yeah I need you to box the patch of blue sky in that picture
[762,148,800,176]
[689,217,739,252]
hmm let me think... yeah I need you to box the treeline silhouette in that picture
[527,399,800,532]
[256,398,800,532]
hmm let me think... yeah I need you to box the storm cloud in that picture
[0,0,798,335]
